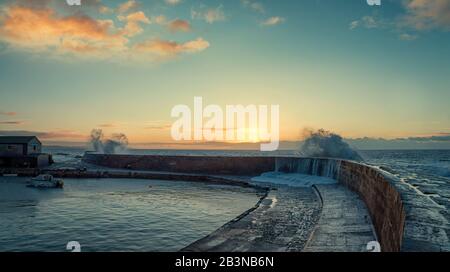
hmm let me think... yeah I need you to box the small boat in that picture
[2,174,18,177]
[27,174,64,189]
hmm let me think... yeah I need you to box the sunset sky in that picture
[0,0,449,146]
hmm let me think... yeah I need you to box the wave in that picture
[299,129,362,161]
[89,129,129,154]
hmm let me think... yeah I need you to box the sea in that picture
[0,146,449,252]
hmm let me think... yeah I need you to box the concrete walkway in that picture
[182,187,322,252]
[304,184,376,252]
[183,183,377,252]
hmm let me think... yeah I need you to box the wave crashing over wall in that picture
[251,158,341,187]
[89,129,129,154]
[299,129,362,161]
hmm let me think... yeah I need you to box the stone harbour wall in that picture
[336,161,405,252]
[83,153,276,175]
[274,157,405,252]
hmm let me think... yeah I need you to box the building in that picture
[0,136,42,156]
[0,136,51,168]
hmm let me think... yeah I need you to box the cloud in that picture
[145,125,172,130]
[0,111,16,116]
[192,5,226,24]
[167,19,191,33]
[400,0,450,31]
[261,16,285,26]
[0,5,128,57]
[242,0,265,14]
[117,0,138,14]
[351,1,450,38]
[38,131,87,139]
[98,123,118,128]
[349,20,359,30]
[0,130,87,139]
[349,16,381,30]
[399,33,418,41]
[118,11,151,37]
[405,135,450,142]
[165,0,182,6]
[154,15,167,25]
[77,0,111,14]
[347,135,450,150]
[133,38,209,57]
[0,2,208,62]
[0,120,24,125]
[99,5,112,14]
[351,134,450,143]
[143,120,172,130]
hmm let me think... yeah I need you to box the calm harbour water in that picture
[0,177,260,252]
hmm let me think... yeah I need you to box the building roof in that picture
[0,136,41,144]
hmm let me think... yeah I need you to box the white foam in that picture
[251,172,338,188]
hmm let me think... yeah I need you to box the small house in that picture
[0,136,51,168]
[0,136,42,156]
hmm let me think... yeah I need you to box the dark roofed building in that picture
[0,136,42,157]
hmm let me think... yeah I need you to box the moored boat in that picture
[27,174,64,189]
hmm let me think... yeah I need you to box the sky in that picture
[0,0,449,148]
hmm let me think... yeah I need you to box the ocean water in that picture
[359,150,450,210]
[0,177,260,252]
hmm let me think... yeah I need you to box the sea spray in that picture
[89,129,129,154]
[299,129,362,161]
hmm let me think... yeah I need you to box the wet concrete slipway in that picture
[183,175,376,252]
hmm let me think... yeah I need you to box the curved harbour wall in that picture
[82,153,446,252]
[275,157,405,252]
[83,153,276,175]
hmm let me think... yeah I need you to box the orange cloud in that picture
[401,0,450,30]
[133,38,209,57]
[117,0,138,14]
[0,111,17,116]
[39,131,87,139]
[167,19,191,33]
[0,120,24,125]
[0,129,87,140]
[118,11,151,36]
[98,122,121,128]
[0,5,127,56]
[165,0,182,6]
[0,2,210,61]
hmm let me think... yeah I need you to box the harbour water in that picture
[0,177,260,252]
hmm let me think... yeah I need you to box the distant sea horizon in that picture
[41,142,450,151]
